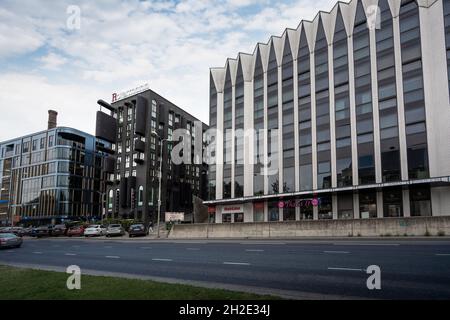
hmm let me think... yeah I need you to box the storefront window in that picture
[234,213,244,223]
[410,185,431,217]
[338,193,353,219]
[268,201,279,221]
[318,196,332,220]
[359,190,377,218]
[253,203,265,222]
[222,214,231,223]
[283,207,296,221]
[383,187,403,217]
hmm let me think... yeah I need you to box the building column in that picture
[377,190,383,218]
[277,65,283,191]
[295,206,300,221]
[392,15,409,181]
[216,91,224,200]
[329,43,337,189]
[263,71,269,195]
[313,205,319,220]
[353,192,360,219]
[347,34,359,185]
[310,51,318,190]
[402,188,411,218]
[332,193,338,220]
[369,18,382,184]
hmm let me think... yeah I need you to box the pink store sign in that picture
[278,198,321,209]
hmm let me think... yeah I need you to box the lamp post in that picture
[151,131,168,239]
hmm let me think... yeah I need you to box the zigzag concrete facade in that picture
[205,0,450,224]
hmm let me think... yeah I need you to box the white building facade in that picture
[205,0,450,223]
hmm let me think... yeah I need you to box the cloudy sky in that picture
[0,0,340,142]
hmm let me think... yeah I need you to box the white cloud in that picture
[0,73,110,142]
[38,52,68,70]
[0,0,350,140]
[0,8,45,58]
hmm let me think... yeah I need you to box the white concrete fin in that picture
[303,20,315,53]
[271,36,284,66]
[258,43,270,73]
[210,68,226,93]
[226,59,238,87]
[319,11,334,45]
[238,53,255,82]
[340,0,359,36]
[287,27,301,60]
[328,3,341,44]
[387,0,401,17]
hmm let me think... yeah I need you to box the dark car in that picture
[128,224,148,238]
[0,233,23,249]
[32,225,52,238]
[52,224,67,237]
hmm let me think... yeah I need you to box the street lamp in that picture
[151,130,169,239]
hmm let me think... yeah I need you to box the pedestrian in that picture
[148,221,154,234]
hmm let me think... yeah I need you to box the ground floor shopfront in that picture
[207,183,450,224]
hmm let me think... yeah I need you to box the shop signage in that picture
[208,206,216,213]
[221,205,244,214]
[278,198,321,209]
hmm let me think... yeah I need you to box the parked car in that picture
[21,227,34,237]
[0,227,12,234]
[106,224,125,237]
[51,224,67,237]
[128,224,148,238]
[0,233,23,249]
[84,225,106,237]
[32,225,52,238]
[9,227,26,237]
[67,226,85,237]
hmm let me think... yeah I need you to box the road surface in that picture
[1,237,450,299]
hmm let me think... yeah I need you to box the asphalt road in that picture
[1,237,450,299]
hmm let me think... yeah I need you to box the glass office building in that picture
[205,0,450,223]
[0,111,109,226]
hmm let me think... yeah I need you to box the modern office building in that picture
[0,111,110,226]
[95,86,208,224]
[205,0,450,223]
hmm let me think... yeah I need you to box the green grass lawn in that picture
[0,265,277,300]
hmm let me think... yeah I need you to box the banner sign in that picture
[165,212,185,222]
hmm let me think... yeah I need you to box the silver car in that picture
[106,224,125,237]
[0,233,23,249]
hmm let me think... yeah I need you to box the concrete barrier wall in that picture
[169,216,450,239]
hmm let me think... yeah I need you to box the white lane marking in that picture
[245,249,264,252]
[6,250,15,253]
[223,262,251,266]
[105,256,120,259]
[186,248,200,251]
[324,251,350,254]
[435,253,450,256]
[241,242,286,245]
[328,267,364,272]
[33,252,43,254]
[152,258,173,262]
[336,242,400,246]
[140,247,152,250]
[65,253,77,256]
[104,246,113,249]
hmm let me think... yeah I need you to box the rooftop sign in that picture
[112,83,150,103]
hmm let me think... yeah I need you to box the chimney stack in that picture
[48,110,58,130]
